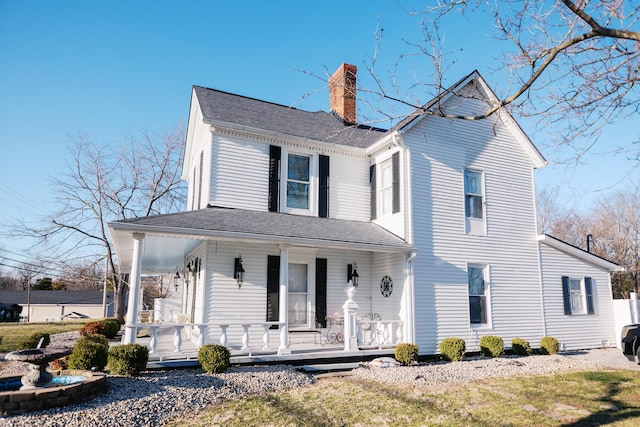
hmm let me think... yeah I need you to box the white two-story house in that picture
[108,64,620,362]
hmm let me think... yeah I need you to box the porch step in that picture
[298,362,361,377]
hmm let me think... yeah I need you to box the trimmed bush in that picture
[18,332,51,350]
[108,344,149,377]
[511,338,532,356]
[68,336,109,371]
[395,343,419,366]
[540,336,560,355]
[101,318,122,339]
[79,321,111,338]
[479,335,504,358]
[439,338,466,362]
[80,334,110,348]
[198,344,231,373]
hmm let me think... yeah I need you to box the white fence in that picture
[613,292,640,349]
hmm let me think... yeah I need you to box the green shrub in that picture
[395,343,419,366]
[79,321,110,338]
[479,335,504,358]
[80,334,110,348]
[108,344,149,377]
[100,318,122,339]
[540,336,560,355]
[68,336,109,371]
[18,332,51,350]
[511,338,532,356]
[439,338,466,362]
[198,344,231,373]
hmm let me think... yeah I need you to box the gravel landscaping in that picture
[0,331,636,426]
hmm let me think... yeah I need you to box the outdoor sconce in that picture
[234,256,245,288]
[348,262,359,287]
[173,265,184,292]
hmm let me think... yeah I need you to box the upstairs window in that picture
[379,159,393,217]
[286,154,310,210]
[464,170,483,219]
[468,265,489,325]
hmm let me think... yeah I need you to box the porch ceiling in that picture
[108,206,414,272]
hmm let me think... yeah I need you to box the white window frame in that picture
[569,277,587,315]
[280,148,317,215]
[464,169,486,235]
[378,158,393,218]
[467,264,492,328]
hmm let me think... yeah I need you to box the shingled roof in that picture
[0,290,113,305]
[193,86,387,148]
[110,206,412,252]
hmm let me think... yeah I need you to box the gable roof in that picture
[391,70,547,169]
[537,234,622,272]
[0,290,113,305]
[193,86,387,148]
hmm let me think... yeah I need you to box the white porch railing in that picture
[125,318,404,360]
[356,319,404,348]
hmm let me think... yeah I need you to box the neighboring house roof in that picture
[537,234,623,272]
[110,206,413,253]
[0,290,113,305]
[391,70,547,169]
[193,86,387,148]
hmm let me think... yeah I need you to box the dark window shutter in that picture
[370,164,377,220]
[585,277,594,314]
[562,276,572,315]
[315,258,327,327]
[268,146,281,212]
[266,255,280,324]
[347,263,353,283]
[319,155,330,218]
[392,152,400,214]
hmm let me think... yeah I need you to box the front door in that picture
[288,263,308,327]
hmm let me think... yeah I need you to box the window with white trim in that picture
[468,264,489,325]
[286,154,310,210]
[464,170,483,219]
[378,158,393,217]
[562,276,594,315]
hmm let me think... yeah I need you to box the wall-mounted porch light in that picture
[348,262,359,287]
[234,256,245,288]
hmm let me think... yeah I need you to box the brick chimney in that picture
[329,63,357,124]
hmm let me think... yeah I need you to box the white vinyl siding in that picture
[539,242,616,350]
[406,83,544,354]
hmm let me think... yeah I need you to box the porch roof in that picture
[108,207,414,271]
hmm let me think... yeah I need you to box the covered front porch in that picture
[108,207,416,364]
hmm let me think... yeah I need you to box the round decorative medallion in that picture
[380,275,393,297]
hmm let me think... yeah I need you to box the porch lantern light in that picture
[350,262,359,287]
[173,266,184,292]
[234,256,245,288]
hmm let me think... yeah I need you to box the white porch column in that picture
[278,244,290,354]
[123,232,145,344]
[343,283,359,352]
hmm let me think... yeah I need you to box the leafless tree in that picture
[10,123,186,320]
[305,1,639,160]
[538,184,640,298]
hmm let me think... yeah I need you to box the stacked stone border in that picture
[0,370,106,416]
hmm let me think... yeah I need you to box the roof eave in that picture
[537,234,623,272]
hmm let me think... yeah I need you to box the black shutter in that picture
[370,164,377,220]
[268,146,281,212]
[392,151,400,214]
[319,155,329,218]
[585,277,594,314]
[562,276,572,315]
[316,258,327,327]
[266,255,280,324]
[347,263,353,283]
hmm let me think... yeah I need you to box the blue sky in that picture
[0,1,637,269]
